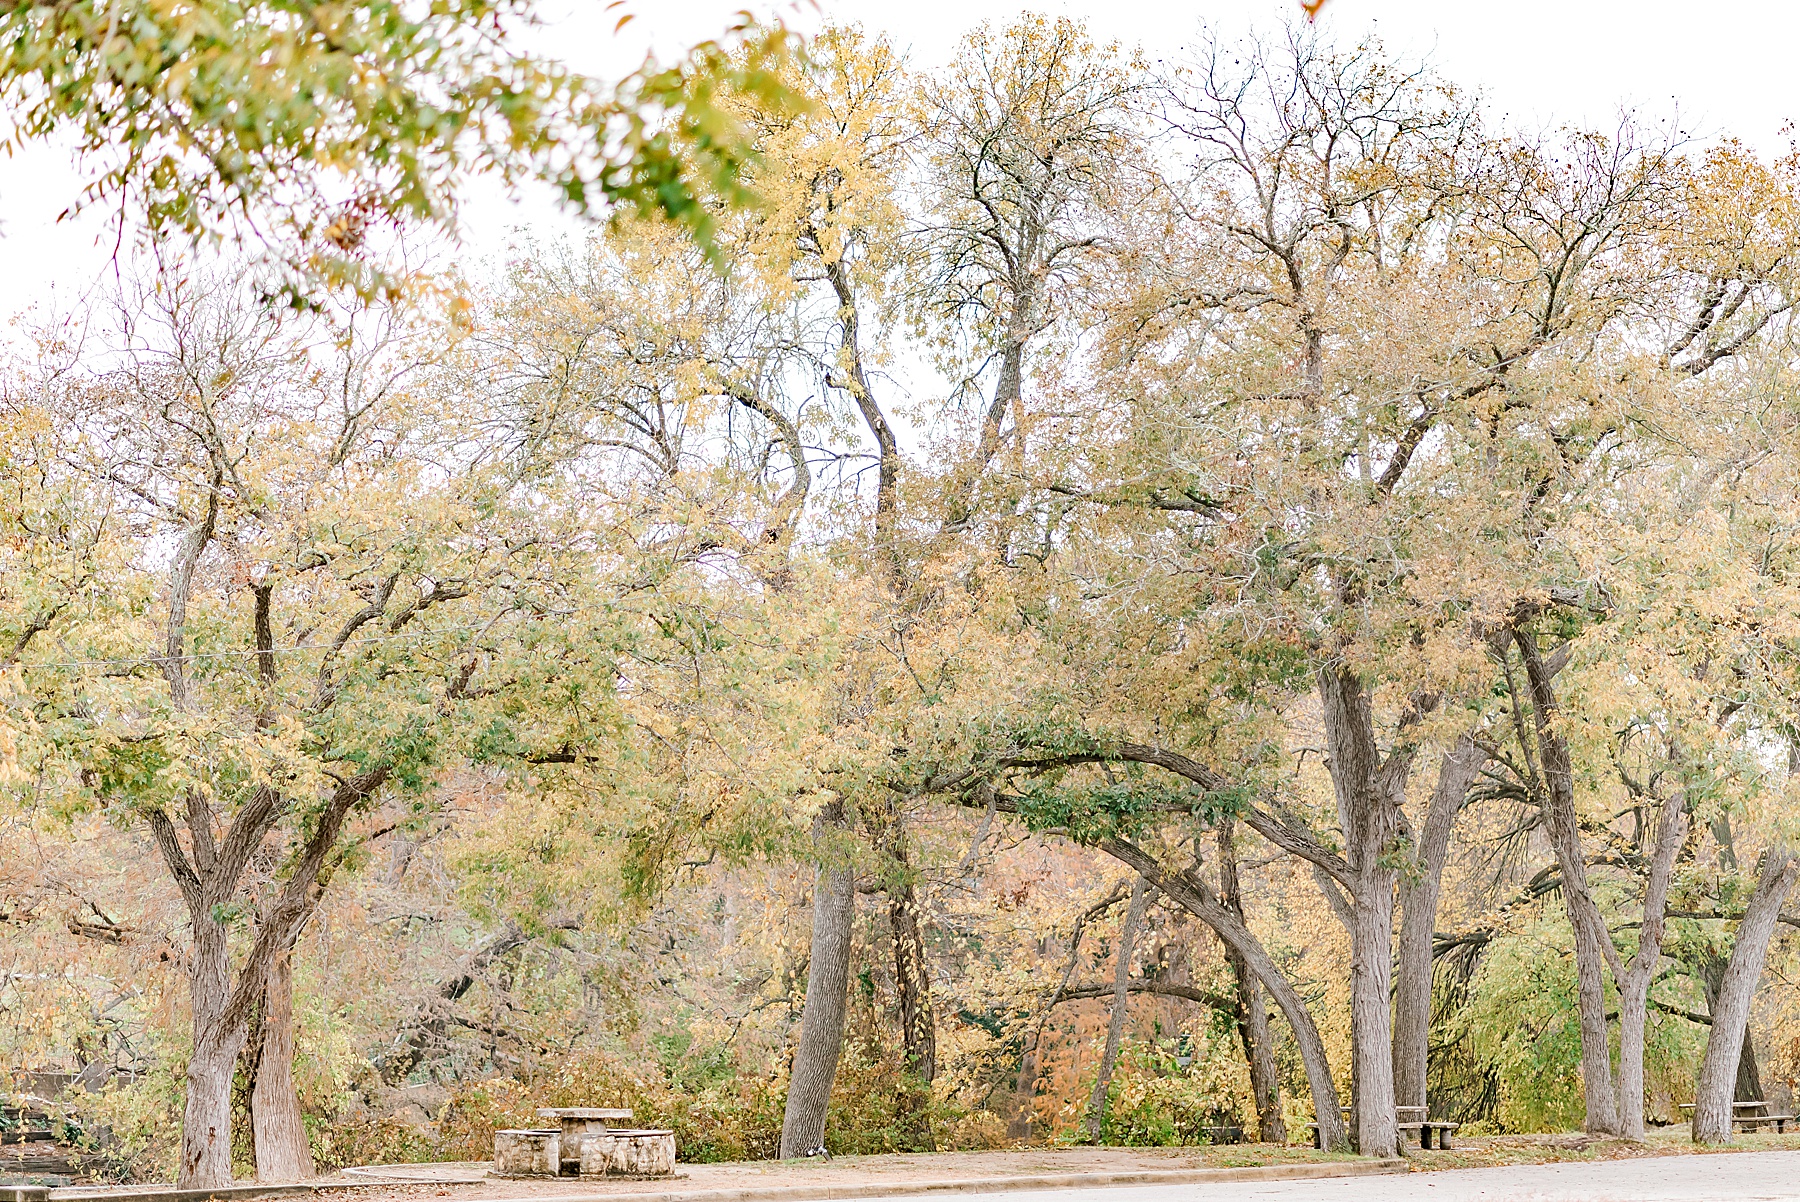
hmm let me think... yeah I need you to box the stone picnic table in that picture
[495,1108,677,1179]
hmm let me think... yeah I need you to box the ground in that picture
[298,1131,1800,1202]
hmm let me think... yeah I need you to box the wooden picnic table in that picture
[1308,1105,1458,1150]
[1680,1100,1795,1132]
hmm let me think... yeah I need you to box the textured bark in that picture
[1394,734,1481,1114]
[889,842,937,1150]
[1514,628,1623,1135]
[178,906,241,1189]
[1693,848,1797,1144]
[779,859,857,1159]
[1098,836,1348,1151]
[1086,876,1149,1143]
[252,947,315,1181]
[1735,1024,1764,1105]
[147,766,389,1188]
[1218,821,1284,1142]
[1317,667,1410,1159]
[1614,792,1688,1140]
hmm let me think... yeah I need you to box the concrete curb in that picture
[42,1188,317,1202]
[39,1157,1407,1202]
[474,1159,1410,1202]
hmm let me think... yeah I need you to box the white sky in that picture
[0,0,1793,323]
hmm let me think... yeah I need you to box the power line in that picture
[4,621,521,673]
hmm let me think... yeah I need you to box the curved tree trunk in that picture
[1514,629,1623,1136]
[1614,792,1688,1140]
[1219,821,1284,1142]
[1394,734,1479,1115]
[1694,848,1797,1144]
[779,860,857,1159]
[1099,836,1348,1151]
[252,946,316,1181]
[1086,876,1149,1143]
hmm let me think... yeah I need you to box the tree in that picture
[0,0,804,283]
[914,14,1137,518]
[0,263,659,1185]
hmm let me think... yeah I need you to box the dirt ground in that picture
[292,1130,1800,1202]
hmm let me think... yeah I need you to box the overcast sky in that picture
[0,0,1791,323]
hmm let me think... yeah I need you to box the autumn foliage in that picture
[3,11,1800,1186]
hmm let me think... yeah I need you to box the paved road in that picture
[866,1152,1800,1202]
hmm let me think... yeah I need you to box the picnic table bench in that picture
[1307,1105,1459,1150]
[1680,1100,1795,1133]
[495,1108,677,1179]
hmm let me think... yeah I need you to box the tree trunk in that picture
[889,849,937,1150]
[1347,879,1397,1157]
[1614,792,1688,1140]
[252,947,315,1181]
[779,860,857,1159]
[1318,667,1408,1160]
[1087,876,1149,1143]
[181,914,244,1189]
[1394,733,1480,1115]
[1098,836,1348,1151]
[1693,848,1797,1144]
[1218,822,1284,1142]
[1514,629,1623,1136]
[1735,1029,1763,1105]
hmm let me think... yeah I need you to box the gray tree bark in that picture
[179,902,242,1189]
[1086,876,1149,1143]
[1098,836,1348,1151]
[779,855,857,1159]
[1514,628,1623,1135]
[1613,791,1688,1140]
[252,946,316,1181]
[1393,733,1481,1114]
[1693,848,1797,1144]
[1318,667,1412,1159]
[1219,821,1285,1142]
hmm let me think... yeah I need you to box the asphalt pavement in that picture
[863,1151,1800,1202]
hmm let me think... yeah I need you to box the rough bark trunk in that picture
[252,947,315,1181]
[889,845,937,1150]
[1219,822,1284,1143]
[180,916,243,1189]
[1614,792,1688,1140]
[779,860,857,1159]
[1098,836,1348,1151]
[1317,667,1409,1159]
[1086,876,1149,1143]
[1693,848,1797,1144]
[148,766,389,1189]
[1394,734,1480,1114]
[1735,1028,1763,1105]
[1514,629,1623,1135]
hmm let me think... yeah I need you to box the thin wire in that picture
[4,621,522,672]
